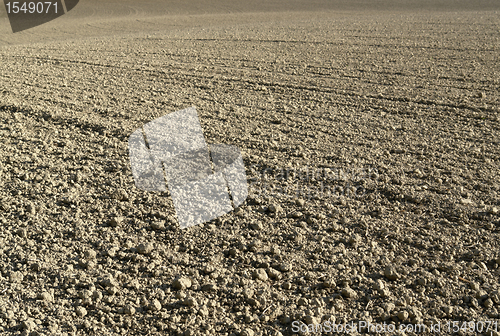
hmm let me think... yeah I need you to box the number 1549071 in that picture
[5,2,58,14]
[444,321,498,333]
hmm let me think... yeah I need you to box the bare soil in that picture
[0,2,499,335]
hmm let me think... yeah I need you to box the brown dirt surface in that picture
[0,1,499,335]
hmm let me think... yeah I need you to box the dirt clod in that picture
[173,277,192,290]
[384,265,400,281]
[252,268,269,281]
[75,306,87,318]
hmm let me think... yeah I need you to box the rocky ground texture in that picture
[0,8,499,336]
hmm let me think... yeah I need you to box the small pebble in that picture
[305,315,320,325]
[241,328,255,336]
[322,278,336,288]
[124,304,135,315]
[348,234,361,246]
[341,287,357,299]
[375,279,385,291]
[267,268,281,280]
[288,211,303,218]
[470,282,480,291]
[101,275,119,288]
[250,221,263,230]
[268,204,282,213]
[150,299,162,311]
[488,206,499,215]
[108,216,123,227]
[443,306,453,315]
[21,318,36,331]
[201,283,218,292]
[173,277,192,290]
[75,306,87,317]
[297,297,309,306]
[384,302,396,312]
[112,189,129,201]
[31,263,42,272]
[137,243,154,254]
[384,265,399,281]
[37,292,53,302]
[84,249,97,259]
[93,290,103,301]
[10,271,23,283]
[198,305,209,316]
[397,311,409,321]
[279,263,293,272]
[417,277,427,286]
[460,198,475,206]
[183,297,198,307]
[252,268,268,281]
[17,228,27,238]
[483,298,494,308]
[295,198,305,207]
[175,291,187,300]
[150,221,165,230]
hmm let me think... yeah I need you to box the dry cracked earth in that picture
[0,3,499,336]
